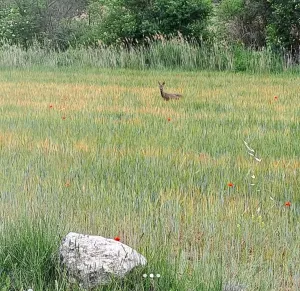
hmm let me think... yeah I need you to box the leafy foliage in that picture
[90,0,212,45]
[0,3,45,48]
[266,0,300,55]
[0,0,88,49]
[217,0,270,48]
[1,0,300,60]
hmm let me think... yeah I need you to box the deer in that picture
[158,81,182,101]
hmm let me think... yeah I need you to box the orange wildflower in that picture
[285,201,291,207]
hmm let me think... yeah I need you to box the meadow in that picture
[0,67,299,290]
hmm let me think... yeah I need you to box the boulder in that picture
[223,282,247,291]
[59,232,147,288]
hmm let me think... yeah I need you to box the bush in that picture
[89,0,212,45]
[266,0,300,57]
[0,4,45,48]
[217,0,270,48]
[0,0,89,49]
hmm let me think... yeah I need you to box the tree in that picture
[0,2,44,48]
[90,0,212,45]
[216,0,270,48]
[267,0,300,56]
[0,0,89,49]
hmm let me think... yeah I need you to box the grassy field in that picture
[0,68,299,290]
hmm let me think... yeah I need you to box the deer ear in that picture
[162,82,165,85]
[158,81,161,85]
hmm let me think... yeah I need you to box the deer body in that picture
[158,81,182,101]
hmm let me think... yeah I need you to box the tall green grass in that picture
[0,69,300,290]
[0,39,296,73]
[0,218,222,290]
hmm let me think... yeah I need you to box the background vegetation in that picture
[0,0,300,71]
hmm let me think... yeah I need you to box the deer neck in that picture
[160,88,164,97]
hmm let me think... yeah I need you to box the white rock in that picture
[223,282,247,291]
[59,232,147,288]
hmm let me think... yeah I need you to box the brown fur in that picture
[158,81,182,101]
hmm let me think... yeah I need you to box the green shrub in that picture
[217,0,269,48]
[266,0,300,56]
[89,0,212,45]
[0,5,44,48]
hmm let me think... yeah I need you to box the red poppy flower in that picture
[167,118,171,122]
[62,116,66,120]
[49,104,53,108]
[114,236,121,241]
[285,201,291,207]
[274,96,278,100]
[228,182,234,187]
